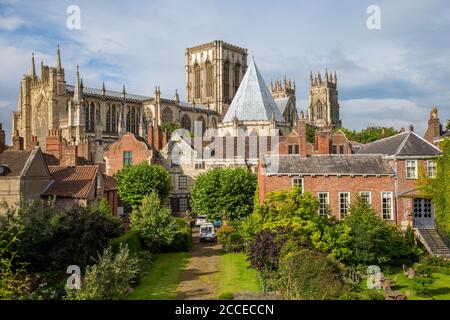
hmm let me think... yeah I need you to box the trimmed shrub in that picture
[278,248,345,300]
[217,225,244,253]
[110,230,142,256]
[162,219,192,252]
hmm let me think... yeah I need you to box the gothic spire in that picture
[102,82,106,96]
[74,65,81,103]
[56,45,62,72]
[31,53,36,78]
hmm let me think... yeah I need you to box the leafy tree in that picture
[130,192,177,252]
[98,198,112,215]
[278,247,345,300]
[0,220,29,299]
[161,121,181,135]
[338,126,399,144]
[418,139,450,237]
[412,265,434,296]
[66,245,139,300]
[306,125,316,143]
[49,206,122,270]
[343,196,413,265]
[191,167,257,220]
[116,162,171,207]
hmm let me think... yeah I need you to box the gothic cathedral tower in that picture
[307,69,341,128]
[185,41,248,118]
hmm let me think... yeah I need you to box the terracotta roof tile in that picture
[43,165,99,198]
[103,174,117,191]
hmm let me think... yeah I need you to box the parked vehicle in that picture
[195,215,208,226]
[213,219,222,228]
[199,222,216,242]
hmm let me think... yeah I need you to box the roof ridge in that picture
[362,131,409,147]
[394,131,411,156]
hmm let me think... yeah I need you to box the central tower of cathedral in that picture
[185,41,248,117]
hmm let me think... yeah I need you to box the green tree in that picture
[161,121,181,135]
[49,205,122,270]
[343,196,412,265]
[338,126,399,144]
[191,167,257,220]
[278,247,345,300]
[130,192,177,252]
[418,139,450,237]
[116,162,171,207]
[66,245,139,300]
[99,198,112,215]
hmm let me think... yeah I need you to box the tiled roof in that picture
[263,155,395,176]
[357,131,441,157]
[222,57,285,123]
[103,174,117,192]
[43,165,99,198]
[0,150,32,176]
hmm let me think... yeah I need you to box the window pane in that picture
[318,192,329,216]
[339,192,349,219]
[382,192,392,220]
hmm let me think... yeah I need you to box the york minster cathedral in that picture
[11,40,342,160]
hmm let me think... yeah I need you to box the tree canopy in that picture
[116,162,171,207]
[337,126,399,144]
[190,167,257,220]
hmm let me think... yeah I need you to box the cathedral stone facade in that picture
[307,70,342,128]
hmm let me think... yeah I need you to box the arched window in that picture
[111,105,117,132]
[197,116,206,135]
[194,63,201,99]
[89,102,95,132]
[234,64,240,94]
[205,61,213,97]
[317,102,323,119]
[223,61,230,99]
[181,114,191,131]
[131,107,136,134]
[126,107,131,132]
[85,103,90,131]
[106,105,111,132]
[162,108,173,123]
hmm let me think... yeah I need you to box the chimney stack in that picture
[0,123,5,153]
[12,130,24,151]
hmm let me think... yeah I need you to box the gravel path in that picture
[176,227,222,300]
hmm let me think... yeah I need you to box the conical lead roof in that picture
[222,57,285,123]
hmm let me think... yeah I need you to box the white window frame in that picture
[381,191,394,221]
[317,192,329,216]
[359,191,372,204]
[339,192,350,219]
[406,160,418,179]
[427,160,437,178]
[178,175,187,190]
[291,177,304,194]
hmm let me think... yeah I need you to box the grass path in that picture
[127,252,190,300]
[217,252,261,297]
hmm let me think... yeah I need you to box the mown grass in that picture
[127,252,190,300]
[217,252,261,297]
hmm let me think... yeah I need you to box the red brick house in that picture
[357,128,442,228]
[258,155,397,222]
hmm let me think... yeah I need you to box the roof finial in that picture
[102,82,106,96]
[56,45,62,72]
[31,52,36,78]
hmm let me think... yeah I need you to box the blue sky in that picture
[1,0,449,142]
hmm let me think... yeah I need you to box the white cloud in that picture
[0,14,26,31]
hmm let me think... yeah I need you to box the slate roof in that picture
[435,130,450,142]
[357,131,441,157]
[222,57,285,123]
[275,97,290,114]
[263,155,395,176]
[43,165,99,198]
[0,150,32,176]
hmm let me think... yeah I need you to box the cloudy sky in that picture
[1,0,449,142]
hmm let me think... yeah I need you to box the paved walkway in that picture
[176,227,222,300]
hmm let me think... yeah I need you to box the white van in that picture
[199,222,216,242]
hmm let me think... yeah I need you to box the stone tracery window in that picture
[194,63,201,99]
[223,61,230,99]
[205,61,213,98]
[162,108,173,123]
[234,64,240,94]
[181,114,191,131]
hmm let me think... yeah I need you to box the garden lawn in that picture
[217,252,261,296]
[390,268,450,300]
[127,252,190,300]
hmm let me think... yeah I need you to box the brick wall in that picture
[103,133,152,176]
[258,165,398,223]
